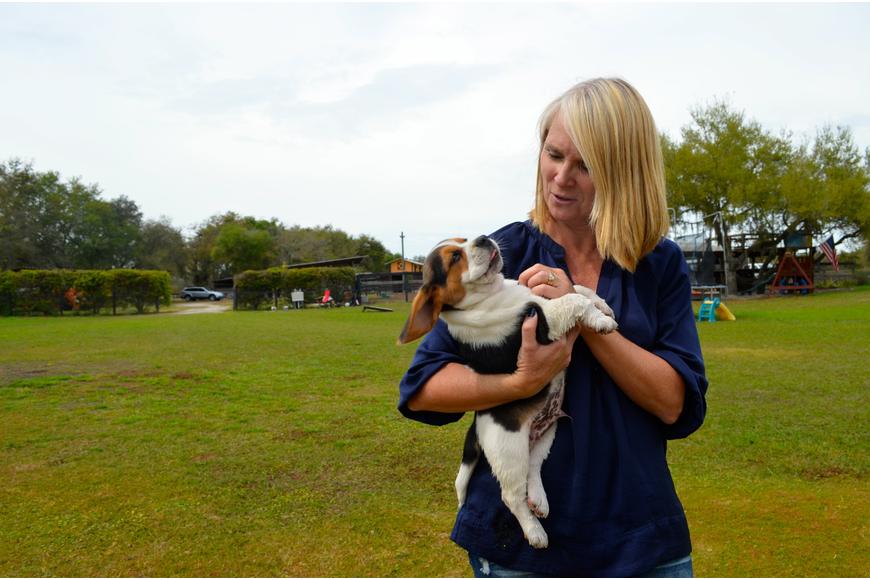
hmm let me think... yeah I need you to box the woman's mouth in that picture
[551,192,574,203]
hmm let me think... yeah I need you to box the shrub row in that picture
[233,267,356,310]
[0,269,172,316]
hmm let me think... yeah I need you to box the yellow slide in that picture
[715,303,736,321]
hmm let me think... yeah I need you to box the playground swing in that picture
[681,213,729,303]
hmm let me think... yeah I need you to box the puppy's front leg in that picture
[573,285,615,319]
[543,293,617,338]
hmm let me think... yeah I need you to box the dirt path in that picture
[165,300,232,315]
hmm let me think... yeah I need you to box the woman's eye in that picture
[546,150,561,160]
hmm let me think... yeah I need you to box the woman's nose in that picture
[553,166,575,187]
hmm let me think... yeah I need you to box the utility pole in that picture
[400,232,408,301]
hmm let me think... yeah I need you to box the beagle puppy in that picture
[398,235,617,548]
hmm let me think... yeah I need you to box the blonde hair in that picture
[529,77,669,272]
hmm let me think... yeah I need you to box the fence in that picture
[814,261,857,284]
[355,272,423,298]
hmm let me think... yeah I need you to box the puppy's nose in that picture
[473,236,490,248]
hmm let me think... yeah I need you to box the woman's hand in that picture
[509,309,581,398]
[518,264,575,299]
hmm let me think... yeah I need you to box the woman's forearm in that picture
[580,328,685,424]
[407,362,527,413]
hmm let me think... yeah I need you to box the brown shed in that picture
[386,259,424,273]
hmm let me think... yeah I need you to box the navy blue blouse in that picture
[397,221,708,577]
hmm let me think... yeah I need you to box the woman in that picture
[398,78,707,577]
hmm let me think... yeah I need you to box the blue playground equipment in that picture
[698,298,719,322]
[698,298,736,322]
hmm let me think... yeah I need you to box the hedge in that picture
[0,269,172,316]
[233,266,356,310]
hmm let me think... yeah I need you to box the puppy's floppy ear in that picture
[397,284,446,345]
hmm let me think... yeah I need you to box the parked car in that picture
[180,287,225,302]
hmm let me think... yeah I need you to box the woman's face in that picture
[540,114,596,231]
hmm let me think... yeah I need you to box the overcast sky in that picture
[2,2,868,260]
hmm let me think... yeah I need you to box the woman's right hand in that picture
[508,309,581,399]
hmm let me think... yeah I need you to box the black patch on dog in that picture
[461,415,481,465]
[453,303,552,375]
[423,251,449,287]
[452,302,555,433]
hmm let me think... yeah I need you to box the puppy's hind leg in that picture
[455,417,480,508]
[526,422,557,519]
[477,414,549,549]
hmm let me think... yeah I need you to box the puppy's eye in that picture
[451,251,462,264]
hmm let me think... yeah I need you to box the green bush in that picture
[108,269,172,313]
[76,270,112,314]
[233,267,356,310]
[0,269,171,316]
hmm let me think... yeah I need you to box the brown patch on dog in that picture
[398,240,469,344]
[435,243,470,307]
[397,284,446,344]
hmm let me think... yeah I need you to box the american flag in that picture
[818,235,839,272]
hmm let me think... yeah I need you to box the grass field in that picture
[1,289,868,577]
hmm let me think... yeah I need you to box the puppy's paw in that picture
[582,309,619,334]
[573,285,615,318]
[525,525,549,549]
[527,486,550,518]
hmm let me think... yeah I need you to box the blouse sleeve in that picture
[397,319,468,426]
[649,242,709,440]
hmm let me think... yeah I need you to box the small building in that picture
[386,258,424,273]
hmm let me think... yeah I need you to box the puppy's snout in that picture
[473,235,491,248]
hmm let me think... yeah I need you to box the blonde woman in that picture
[399,78,707,577]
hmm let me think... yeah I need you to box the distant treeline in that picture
[0,158,401,286]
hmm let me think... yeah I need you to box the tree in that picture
[74,195,143,270]
[138,216,188,278]
[187,212,240,285]
[1,158,141,271]
[212,223,275,274]
[663,99,794,292]
[0,158,47,269]
[354,234,393,272]
[660,99,870,291]
[798,125,870,247]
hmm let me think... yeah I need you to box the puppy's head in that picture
[397,236,503,344]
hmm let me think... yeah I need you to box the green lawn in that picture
[1,289,868,577]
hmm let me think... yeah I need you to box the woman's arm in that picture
[578,327,685,424]
[520,263,685,425]
[407,312,581,413]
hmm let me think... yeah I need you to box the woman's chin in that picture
[546,204,586,228]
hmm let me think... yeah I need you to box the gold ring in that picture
[547,272,555,286]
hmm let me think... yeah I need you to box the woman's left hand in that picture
[518,264,575,298]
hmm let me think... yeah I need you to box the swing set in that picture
[676,212,730,303]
